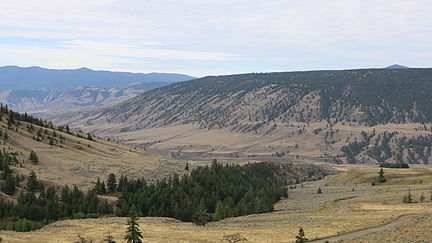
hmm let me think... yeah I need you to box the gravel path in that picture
[310,214,423,243]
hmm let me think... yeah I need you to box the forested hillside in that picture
[73,68,432,133]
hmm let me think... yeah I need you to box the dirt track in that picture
[310,214,423,243]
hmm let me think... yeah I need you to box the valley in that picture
[1,68,432,243]
[2,167,432,242]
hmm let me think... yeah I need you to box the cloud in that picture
[1,0,432,75]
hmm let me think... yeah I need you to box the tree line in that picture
[96,161,290,225]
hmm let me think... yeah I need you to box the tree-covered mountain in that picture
[0,66,194,91]
[79,68,432,131]
[45,68,432,165]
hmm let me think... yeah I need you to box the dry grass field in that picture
[2,166,432,242]
[59,121,432,163]
[0,118,188,190]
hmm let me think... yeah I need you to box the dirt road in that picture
[310,214,423,243]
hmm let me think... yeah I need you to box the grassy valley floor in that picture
[2,166,432,242]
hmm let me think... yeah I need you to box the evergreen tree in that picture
[103,231,116,243]
[95,177,101,193]
[403,187,413,203]
[185,162,189,171]
[107,173,117,193]
[295,228,308,243]
[29,151,39,165]
[87,133,93,141]
[378,168,386,183]
[101,181,107,194]
[26,171,38,192]
[124,207,143,243]
[193,200,208,226]
[2,174,16,195]
[317,188,322,194]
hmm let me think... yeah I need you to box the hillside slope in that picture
[0,106,185,192]
[0,82,168,113]
[46,68,432,165]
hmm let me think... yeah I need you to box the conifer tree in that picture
[27,171,38,192]
[101,181,107,194]
[29,151,39,165]
[103,231,116,243]
[124,207,143,243]
[295,228,308,243]
[2,174,16,195]
[107,173,117,193]
[378,168,386,183]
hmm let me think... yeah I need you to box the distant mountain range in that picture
[0,66,194,113]
[0,66,194,90]
[67,68,432,131]
[0,82,169,113]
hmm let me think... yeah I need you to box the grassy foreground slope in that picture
[2,166,432,242]
[0,107,185,191]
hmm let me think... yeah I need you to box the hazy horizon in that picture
[2,1,432,76]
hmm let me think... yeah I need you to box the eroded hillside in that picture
[44,68,432,165]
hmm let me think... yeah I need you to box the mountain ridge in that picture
[0,66,195,90]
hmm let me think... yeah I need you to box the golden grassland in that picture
[0,118,189,190]
[342,214,432,242]
[52,118,432,160]
[2,167,432,242]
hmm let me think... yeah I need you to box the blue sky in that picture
[1,0,432,77]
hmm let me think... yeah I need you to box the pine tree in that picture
[317,188,322,194]
[27,171,38,192]
[103,231,116,243]
[107,173,117,193]
[185,162,189,171]
[101,181,107,194]
[378,168,386,183]
[193,199,208,226]
[124,207,143,243]
[403,187,413,203]
[2,174,16,195]
[87,133,93,141]
[29,151,39,165]
[295,228,308,243]
[95,177,101,194]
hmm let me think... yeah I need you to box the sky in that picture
[1,0,432,77]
